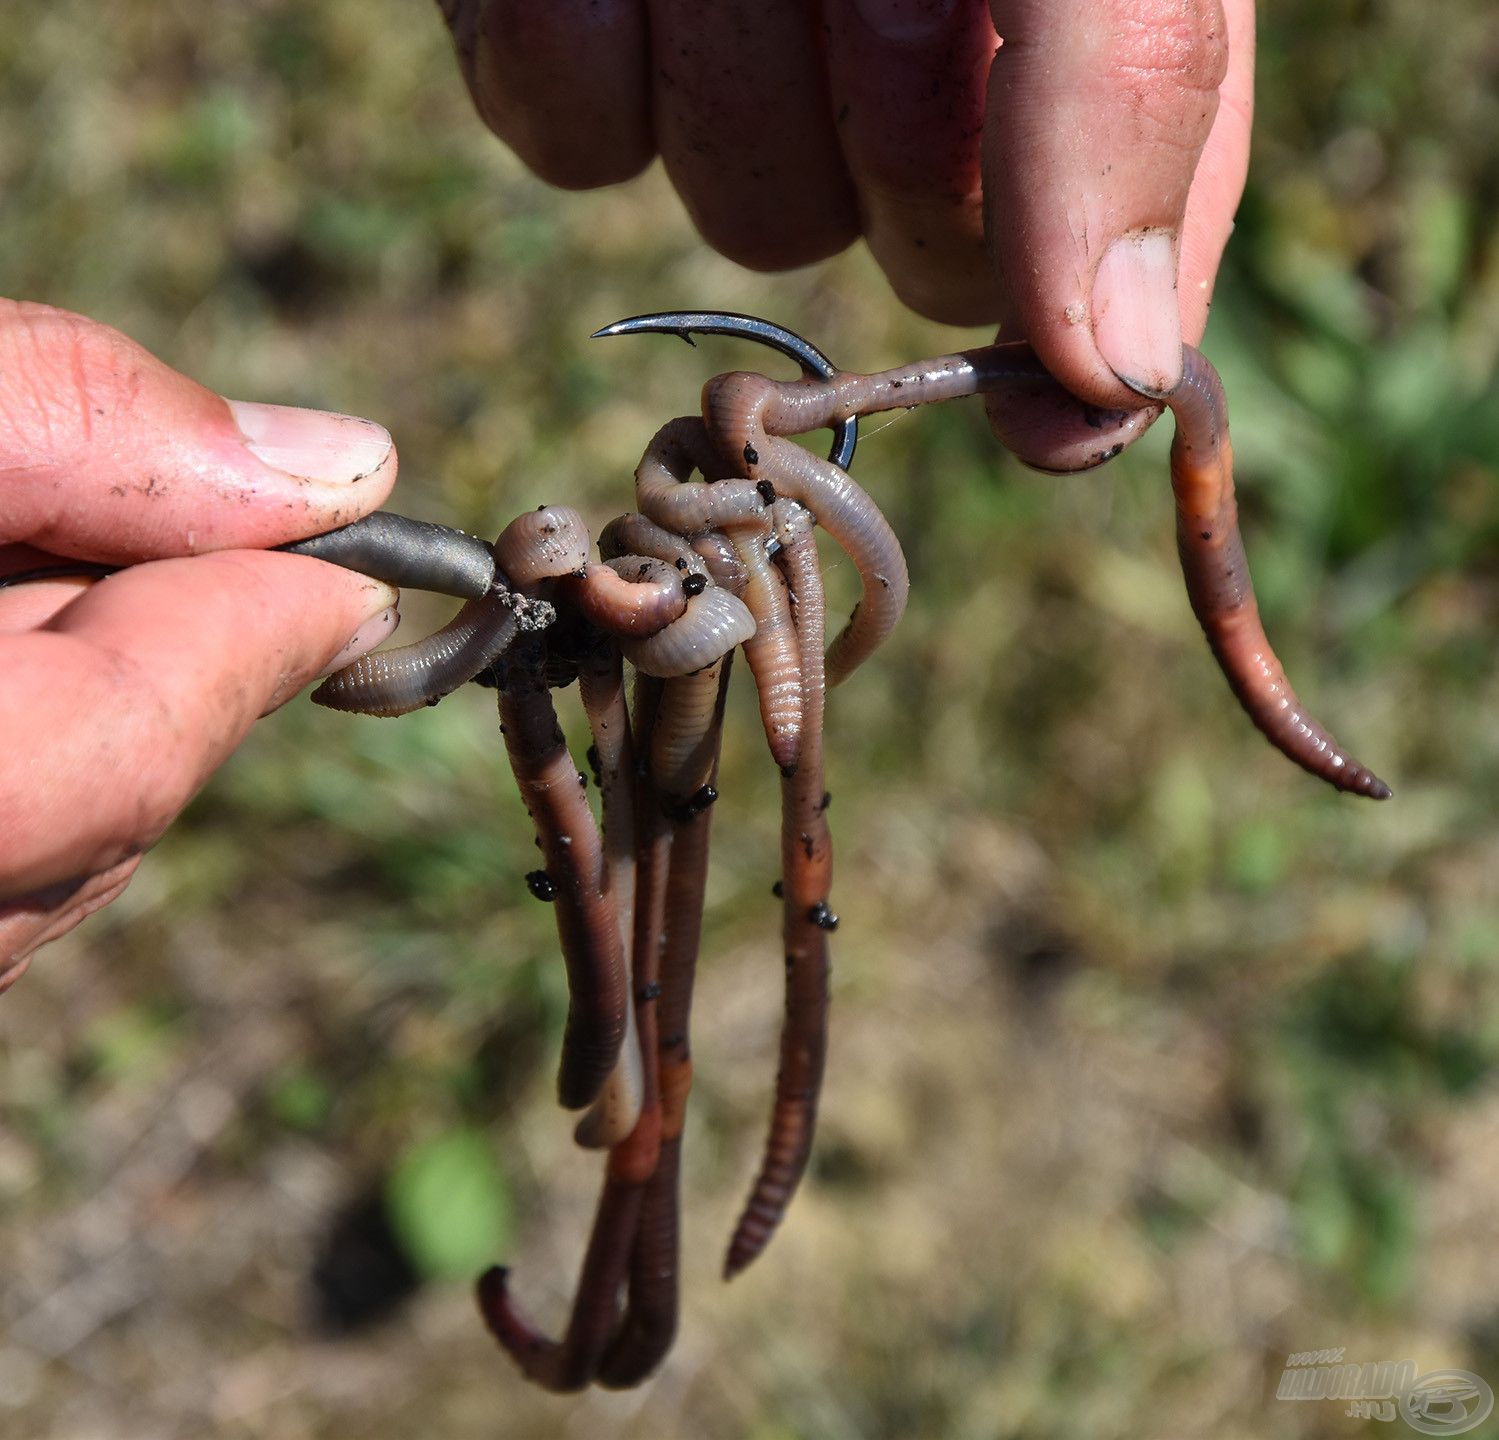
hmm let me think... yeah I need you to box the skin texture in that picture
[0,302,399,980]
[437,0,1256,469]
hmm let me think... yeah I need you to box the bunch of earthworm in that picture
[310,321,1389,1392]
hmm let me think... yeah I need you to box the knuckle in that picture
[1107,0,1230,97]
[0,300,147,468]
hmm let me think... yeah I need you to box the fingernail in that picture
[228,401,394,486]
[1092,230,1183,398]
[852,0,955,42]
[318,601,400,678]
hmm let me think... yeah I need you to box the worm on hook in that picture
[574,639,645,1150]
[620,582,756,679]
[496,633,628,1112]
[1165,348,1391,798]
[725,499,833,1279]
[598,661,730,1385]
[704,342,1388,797]
[571,557,688,638]
[311,582,523,717]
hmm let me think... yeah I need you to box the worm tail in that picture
[1169,348,1390,799]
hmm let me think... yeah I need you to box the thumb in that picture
[984,0,1250,414]
[0,300,397,559]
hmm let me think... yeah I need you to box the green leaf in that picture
[385,1129,513,1281]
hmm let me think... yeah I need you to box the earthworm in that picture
[702,374,908,685]
[634,416,768,534]
[599,663,730,1387]
[279,511,496,599]
[311,580,521,717]
[574,642,644,1150]
[725,500,833,1279]
[476,1149,648,1392]
[620,582,756,678]
[493,504,591,583]
[496,634,627,1111]
[690,530,750,595]
[1165,347,1391,798]
[316,508,600,717]
[571,557,687,638]
[597,512,708,578]
[651,659,728,803]
[631,413,803,762]
[596,1132,682,1389]
[729,518,804,773]
[479,666,678,1388]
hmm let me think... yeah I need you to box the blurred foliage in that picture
[386,1129,512,1282]
[2,0,1499,1438]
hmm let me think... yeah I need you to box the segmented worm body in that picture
[311,584,520,716]
[1166,349,1391,797]
[725,500,832,1279]
[574,643,643,1150]
[300,312,1387,1398]
[496,634,628,1111]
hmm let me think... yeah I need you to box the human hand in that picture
[437,0,1252,468]
[0,301,402,987]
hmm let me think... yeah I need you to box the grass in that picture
[3,1,1499,1437]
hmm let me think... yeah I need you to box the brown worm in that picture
[702,373,908,685]
[477,1151,648,1393]
[597,512,708,579]
[651,659,727,802]
[570,557,688,638]
[619,582,756,678]
[311,583,521,717]
[478,675,679,1391]
[574,642,644,1151]
[725,500,833,1280]
[690,529,750,595]
[598,661,730,1387]
[496,635,627,1111]
[1165,348,1391,798]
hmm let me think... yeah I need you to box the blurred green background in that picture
[3,2,1499,1437]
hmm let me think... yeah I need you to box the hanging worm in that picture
[478,672,672,1390]
[598,661,731,1386]
[496,634,627,1112]
[574,641,644,1150]
[725,500,833,1279]
[1165,348,1391,797]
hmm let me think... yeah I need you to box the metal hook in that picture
[591,311,857,472]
